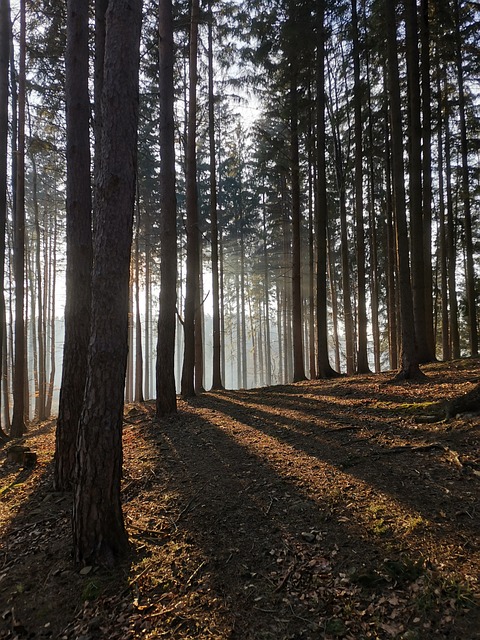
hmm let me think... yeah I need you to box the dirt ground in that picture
[0,358,479,639]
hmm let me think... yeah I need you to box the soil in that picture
[0,358,479,640]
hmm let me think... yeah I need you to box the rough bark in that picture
[73,0,142,566]
[54,0,92,491]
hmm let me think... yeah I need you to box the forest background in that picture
[0,0,479,632]
[0,0,478,431]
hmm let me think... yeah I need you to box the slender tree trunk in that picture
[11,0,26,437]
[420,0,435,360]
[156,0,177,415]
[289,63,305,382]
[443,74,460,359]
[315,0,338,379]
[454,0,478,356]
[437,108,449,361]
[194,257,205,393]
[30,153,47,419]
[352,0,370,374]
[134,211,143,402]
[73,0,142,566]
[181,0,200,398]
[0,0,10,439]
[126,276,134,402]
[384,0,421,380]
[45,210,56,418]
[208,5,223,390]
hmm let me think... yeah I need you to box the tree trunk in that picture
[0,0,10,439]
[404,0,431,364]
[73,0,142,566]
[134,213,143,403]
[315,0,338,379]
[208,4,223,391]
[289,63,305,382]
[419,0,435,361]
[352,0,370,374]
[155,0,177,415]
[454,0,478,356]
[181,0,200,398]
[11,0,26,438]
[442,71,461,360]
[384,0,421,380]
[55,0,93,490]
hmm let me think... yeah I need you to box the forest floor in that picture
[0,358,479,640]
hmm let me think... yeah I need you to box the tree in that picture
[54,0,92,491]
[404,0,431,363]
[156,0,177,416]
[10,0,26,438]
[208,1,223,391]
[181,0,200,398]
[73,0,142,565]
[383,0,422,380]
[0,0,10,440]
[315,0,338,379]
[352,0,370,374]
[454,0,478,356]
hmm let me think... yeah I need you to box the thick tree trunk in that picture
[55,0,93,490]
[73,0,142,566]
[156,0,177,415]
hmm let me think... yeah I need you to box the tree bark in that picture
[352,0,370,374]
[0,0,10,439]
[289,66,306,383]
[315,0,338,379]
[384,0,421,380]
[73,0,142,566]
[11,0,26,438]
[404,0,433,364]
[55,0,92,490]
[156,0,177,415]
[181,0,200,398]
[208,4,223,391]
[454,0,478,356]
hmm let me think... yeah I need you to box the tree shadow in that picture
[135,394,479,639]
